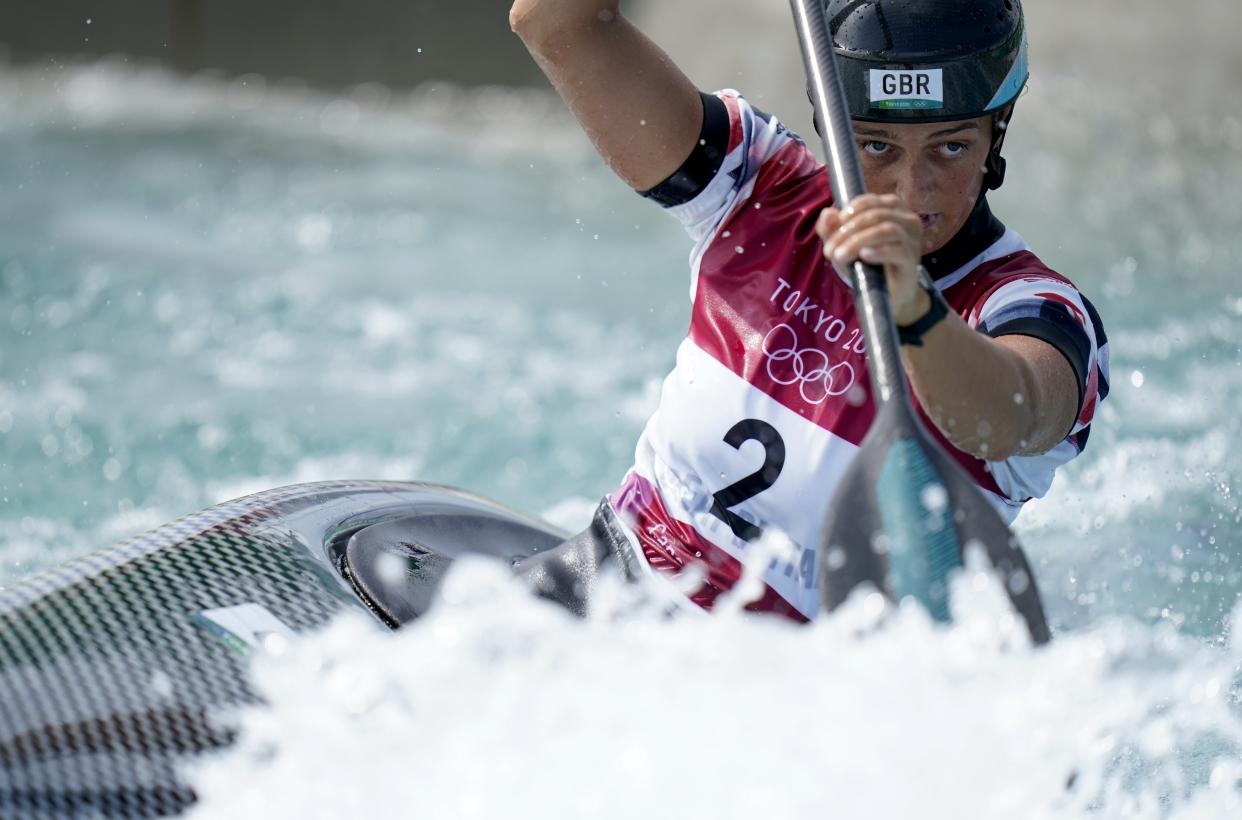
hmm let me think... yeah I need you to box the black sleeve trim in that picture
[983,310,1091,418]
[1081,294,1111,402]
[638,92,731,208]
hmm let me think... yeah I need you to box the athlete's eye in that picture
[939,141,968,157]
[861,140,890,157]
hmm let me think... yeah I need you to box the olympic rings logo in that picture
[761,323,856,405]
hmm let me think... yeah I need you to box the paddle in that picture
[787,0,1051,644]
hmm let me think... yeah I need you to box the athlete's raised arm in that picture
[510,0,703,192]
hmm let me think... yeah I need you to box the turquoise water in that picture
[0,63,683,578]
[0,59,1239,642]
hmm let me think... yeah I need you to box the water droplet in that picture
[1008,569,1030,595]
[920,483,948,512]
[102,458,122,481]
[149,671,173,698]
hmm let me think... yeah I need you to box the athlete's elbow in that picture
[956,433,1018,463]
[509,2,548,44]
[509,5,537,41]
[948,412,1033,462]
[977,437,1023,463]
[1006,365,1073,458]
[511,1,609,49]
[985,409,1062,461]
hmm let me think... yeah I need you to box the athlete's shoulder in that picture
[943,231,1100,329]
[642,89,822,213]
[718,90,823,190]
[712,88,805,149]
[951,233,1069,296]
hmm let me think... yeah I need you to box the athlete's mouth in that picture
[918,213,939,230]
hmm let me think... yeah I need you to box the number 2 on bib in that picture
[708,419,786,541]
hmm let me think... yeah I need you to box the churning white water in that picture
[185,558,1242,819]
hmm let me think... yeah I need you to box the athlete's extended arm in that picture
[819,196,1080,461]
[510,0,703,191]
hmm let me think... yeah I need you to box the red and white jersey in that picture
[608,90,1110,622]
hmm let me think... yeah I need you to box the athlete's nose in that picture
[891,152,937,212]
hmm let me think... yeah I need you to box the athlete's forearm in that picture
[818,198,1078,461]
[510,0,702,191]
[900,313,1075,461]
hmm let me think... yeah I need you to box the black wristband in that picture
[897,285,950,347]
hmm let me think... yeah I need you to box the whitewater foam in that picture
[186,558,1242,819]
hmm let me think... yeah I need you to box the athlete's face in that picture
[851,114,994,255]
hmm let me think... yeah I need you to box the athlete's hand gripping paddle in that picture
[787,0,1051,644]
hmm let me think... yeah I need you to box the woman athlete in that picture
[512,0,1110,621]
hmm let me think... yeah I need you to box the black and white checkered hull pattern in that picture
[0,481,563,818]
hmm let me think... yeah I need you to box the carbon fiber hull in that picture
[0,481,566,818]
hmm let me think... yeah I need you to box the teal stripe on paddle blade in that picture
[875,440,962,621]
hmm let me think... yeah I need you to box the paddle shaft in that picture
[790,0,1051,642]
[787,0,913,421]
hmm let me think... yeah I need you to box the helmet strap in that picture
[983,106,1015,191]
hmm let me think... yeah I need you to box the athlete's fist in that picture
[817,194,930,326]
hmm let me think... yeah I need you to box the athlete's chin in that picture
[920,215,963,256]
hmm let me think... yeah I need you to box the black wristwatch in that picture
[897,282,950,347]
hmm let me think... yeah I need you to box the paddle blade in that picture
[819,403,1051,644]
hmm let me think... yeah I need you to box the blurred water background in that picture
[1,0,1241,814]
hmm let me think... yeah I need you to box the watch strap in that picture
[897,284,950,347]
